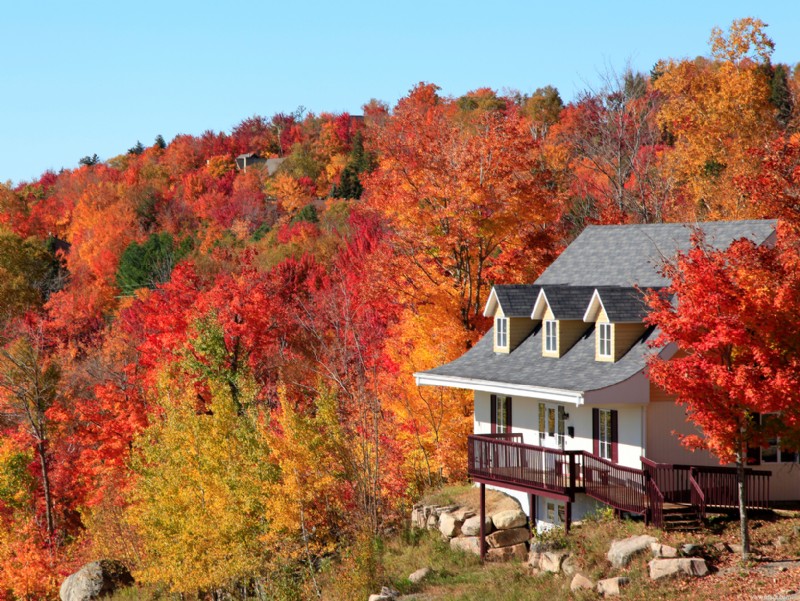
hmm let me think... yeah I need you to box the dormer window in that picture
[544,320,557,352]
[598,323,612,358]
[495,317,508,349]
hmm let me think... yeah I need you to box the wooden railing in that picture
[468,435,772,530]
[467,435,579,497]
[688,469,705,520]
[583,452,647,515]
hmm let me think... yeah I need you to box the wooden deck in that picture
[468,434,771,529]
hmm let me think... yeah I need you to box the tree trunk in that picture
[36,440,54,537]
[737,452,750,563]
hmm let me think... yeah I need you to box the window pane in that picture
[763,438,778,463]
[548,408,555,436]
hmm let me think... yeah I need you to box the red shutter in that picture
[611,410,619,463]
[592,408,599,455]
[490,395,497,434]
[506,396,512,433]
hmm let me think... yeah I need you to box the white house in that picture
[415,220,793,541]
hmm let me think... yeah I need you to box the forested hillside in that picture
[0,18,798,600]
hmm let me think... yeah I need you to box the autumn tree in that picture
[646,232,800,561]
[654,18,779,218]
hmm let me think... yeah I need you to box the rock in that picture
[528,551,542,569]
[540,550,569,573]
[450,536,482,555]
[596,576,629,597]
[426,514,439,530]
[60,560,134,601]
[434,505,458,516]
[561,554,580,576]
[492,509,527,530]
[486,526,530,548]
[648,558,709,580]
[681,543,703,557]
[408,567,432,584]
[607,535,658,568]
[453,508,475,521]
[486,542,528,562]
[368,586,399,601]
[570,573,594,592]
[438,512,463,538]
[461,514,493,536]
[775,536,790,548]
[651,542,679,558]
[712,542,730,553]
[729,543,743,554]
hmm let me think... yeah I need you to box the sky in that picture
[1,1,799,185]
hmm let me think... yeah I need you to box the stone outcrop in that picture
[438,512,463,538]
[649,557,709,580]
[539,551,569,573]
[607,534,658,568]
[408,567,432,584]
[60,560,134,601]
[492,509,527,530]
[368,585,400,601]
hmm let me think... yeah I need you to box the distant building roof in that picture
[533,286,596,320]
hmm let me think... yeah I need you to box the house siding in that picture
[614,323,647,361]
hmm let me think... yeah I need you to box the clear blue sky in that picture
[2,1,799,185]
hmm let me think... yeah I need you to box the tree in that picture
[0,330,61,538]
[79,154,100,167]
[645,232,800,561]
[116,232,192,295]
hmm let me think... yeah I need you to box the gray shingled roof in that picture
[494,285,541,317]
[424,321,658,393]
[542,286,596,319]
[421,220,776,392]
[536,220,776,287]
[595,286,655,322]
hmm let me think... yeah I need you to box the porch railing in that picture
[582,452,647,515]
[467,434,580,497]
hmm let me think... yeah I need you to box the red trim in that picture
[592,408,599,455]
[490,395,497,434]
[506,396,512,433]
[610,409,619,463]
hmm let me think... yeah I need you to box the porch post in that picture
[565,501,572,534]
[479,483,486,562]
[528,493,536,536]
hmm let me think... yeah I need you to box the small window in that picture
[495,396,511,434]
[598,409,612,460]
[538,403,546,445]
[495,317,508,348]
[761,413,798,463]
[598,322,612,358]
[544,320,557,352]
[557,405,566,449]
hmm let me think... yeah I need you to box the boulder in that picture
[438,512,463,538]
[648,558,709,580]
[452,508,475,521]
[408,567,432,584]
[368,585,399,601]
[461,514,493,536]
[570,573,594,592]
[607,534,658,568]
[596,576,629,597]
[486,542,528,562]
[492,509,527,530]
[681,543,703,557]
[561,554,580,576]
[450,536,482,555]
[539,551,569,573]
[60,560,134,601]
[486,526,530,548]
[651,542,679,558]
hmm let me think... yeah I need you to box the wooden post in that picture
[565,501,572,534]
[479,483,486,562]
[528,493,536,536]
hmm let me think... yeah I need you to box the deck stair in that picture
[660,503,703,532]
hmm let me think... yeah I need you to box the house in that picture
[414,220,793,547]
[235,153,286,175]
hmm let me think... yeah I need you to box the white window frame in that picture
[495,396,510,434]
[544,319,557,353]
[598,409,612,460]
[598,322,612,358]
[495,317,508,348]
